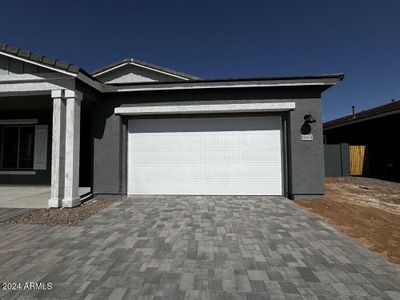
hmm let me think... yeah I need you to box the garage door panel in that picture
[133,150,201,164]
[133,132,281,149]
[129,117,281,133]
[132,162,281,179]
[133,147,281,164]
[132,178,282,195]
[199,148,282,163]
[128,116,282,195]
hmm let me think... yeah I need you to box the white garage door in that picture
[128,116,282,195]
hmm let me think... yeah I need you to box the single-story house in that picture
[324,100,400,181]
[0,44,343,207]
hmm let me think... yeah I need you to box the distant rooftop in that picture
[324,100,400,129]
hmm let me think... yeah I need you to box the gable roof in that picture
[0,43,343,95]
[324,100,400,130]
[91,58,199,80]
[0,43,96,78]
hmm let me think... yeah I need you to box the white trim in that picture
[0,119,38,125]
[112,81,337,93]
[51,89,63,98]
[63,93,81,207]
[93,61,190,80]
[0,171,36,175]
[115,101,295,115]
[49,95,66,208]
[64,89,83,99]
[33,125,48,170]
[92,62,128,76]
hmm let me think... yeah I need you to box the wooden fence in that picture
[349,145,367,176]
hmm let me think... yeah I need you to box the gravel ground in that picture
[297,177,400,265]
[3,198,117,226]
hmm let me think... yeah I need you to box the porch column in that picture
[63,90,82,207]
[49,90,66,208]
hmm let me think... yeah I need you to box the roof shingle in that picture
[0,43,198,83]
[0,43,86,75]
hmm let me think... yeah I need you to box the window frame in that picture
[0,125,36,170]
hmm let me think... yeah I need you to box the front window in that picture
[1,126,35,169]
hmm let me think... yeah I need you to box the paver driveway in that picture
[1,196,400,300]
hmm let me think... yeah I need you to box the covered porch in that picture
[0,89,93,208]
[0,67,95,208]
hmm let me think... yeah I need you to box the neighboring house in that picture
[0,44,343,207]
[324,100,400,182]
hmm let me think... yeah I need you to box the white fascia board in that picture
[92,63,128,76]
[110,80,337,93]
[93,61,190,80]
[115,101,295,115]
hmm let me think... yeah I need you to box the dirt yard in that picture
[297,177,400,265]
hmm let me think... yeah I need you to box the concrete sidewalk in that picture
[0,185,90,208]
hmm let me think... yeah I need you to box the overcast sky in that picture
[1,0,399,121]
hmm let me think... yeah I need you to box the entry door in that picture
[128,116,282,195]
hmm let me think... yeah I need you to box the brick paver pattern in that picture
[1,196,400,299]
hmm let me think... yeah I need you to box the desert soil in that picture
[297,177,400,265]
[4,198,117,226]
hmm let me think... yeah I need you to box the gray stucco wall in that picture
[288,98,325,199]
[92,87,326,199]
[324,143,350,177]
[93,99,123,195]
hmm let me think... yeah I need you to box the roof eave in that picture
[0,44,343,95]
[104,74,344,93]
